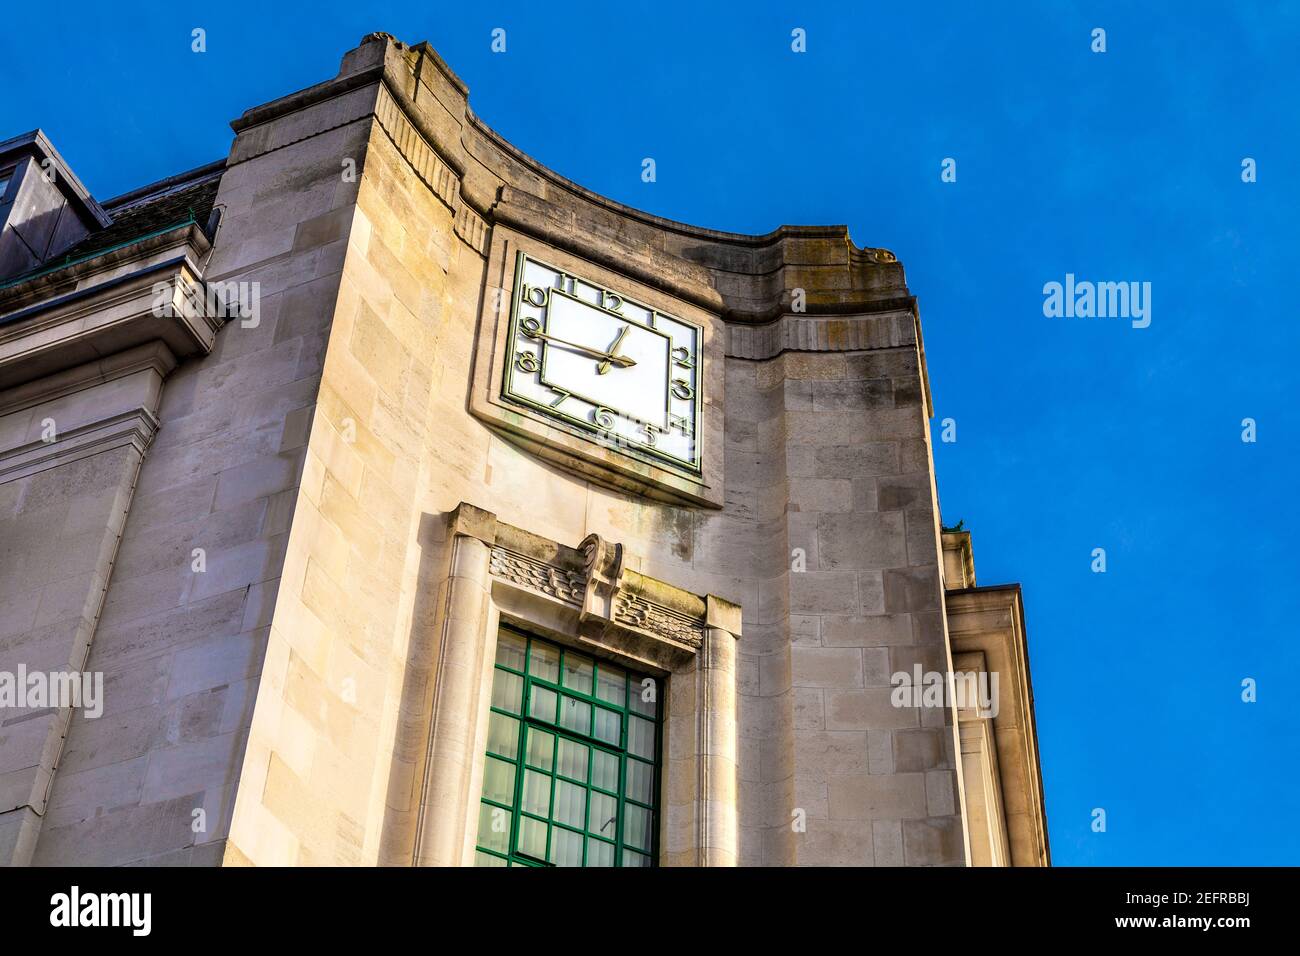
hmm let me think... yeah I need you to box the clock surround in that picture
[470,229,724,509]
[502,252,704,474]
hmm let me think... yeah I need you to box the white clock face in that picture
[502,253,702,472]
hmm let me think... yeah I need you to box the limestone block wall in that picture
[776,347,964,866]
[28,95,368,865]
[223,108,461,864]
[0,435,147,864]
[0,340,177,865]
[710,359,797,865]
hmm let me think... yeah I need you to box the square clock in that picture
[471,238,723,508]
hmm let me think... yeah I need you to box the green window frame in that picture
[474,627,661,867]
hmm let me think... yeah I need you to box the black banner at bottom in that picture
[0,866,1280,942]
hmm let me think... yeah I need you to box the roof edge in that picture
[102,158,226,209]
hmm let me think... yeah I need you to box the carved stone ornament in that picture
[486,531,704,652]
[487,548,584,605]
[611,591,705,650]
[578,532,624,627]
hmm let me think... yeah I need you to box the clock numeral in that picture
[640,423,660,446]
[548,386,570,408]
[521,284,549,308]
[515,350,540,374]
[557,273,576,295]
[670,346,694,369]
[593,406,616,430]
[520,317,543,338]
[601,290,624,313]
[669,414,693,437]
[670,378,694,401]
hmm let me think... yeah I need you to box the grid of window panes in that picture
[474,628,660,867]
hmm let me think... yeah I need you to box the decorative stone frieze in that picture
[487,546,585,606]
[487,529,708,654]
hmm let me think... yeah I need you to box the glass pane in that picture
[529,641,560,683]
[562,652,593,694]
[526,728,554,772]
[558,695,591,735]
[554,780,587,829]
[495,631,526,671]
[628,715,655,760]
[480,634,661,867]
[481,756,516,806]
[491,670,523,715]
[595,665,626,707]
[591,750,619,792]
[594,707,620,745]
[531,685,557,723]
[629,677,657,717]
[589,791,617,840]
[626,758,654,805]
[624,803,652,851]
[517,816,548,859]
[556,737,589,782]
[521,769,552,817]
[588,839,615,867]
[476,802,509,854]
[487,712,519,760]
[549,827,584,867]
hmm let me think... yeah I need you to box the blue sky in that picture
[4,1,1296,864]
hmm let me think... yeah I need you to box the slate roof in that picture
[54,159,225,263]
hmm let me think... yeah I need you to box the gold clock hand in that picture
[597,326,630,375]
[525,329,637,367]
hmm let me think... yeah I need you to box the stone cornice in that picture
[0,223,210,311]
[229,59,387,137]
[0,407,159,483]
[0,251,219,392]
[227,81,380,168]
[725,308,919,359]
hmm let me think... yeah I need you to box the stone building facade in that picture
[0,34,1049,867]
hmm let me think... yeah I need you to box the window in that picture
[474,628,660,867]
[0,170,12,202]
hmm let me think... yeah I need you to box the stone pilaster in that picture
[413,505,496,866]
[699,595,741,865]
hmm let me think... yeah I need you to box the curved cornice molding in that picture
[230,34,916,328]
